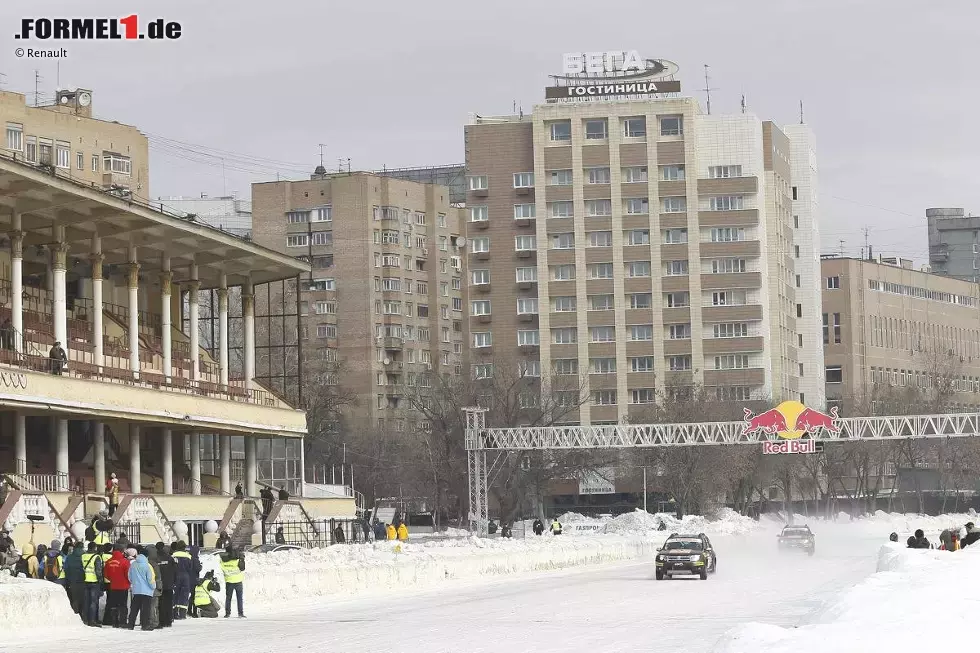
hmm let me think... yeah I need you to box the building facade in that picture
[927,207,980,282]
[251,172,467,432]
[821,255,980,412]
[464,87,824,424]
[0,89,148,197]
[156,195,253,238]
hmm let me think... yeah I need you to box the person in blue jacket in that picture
[127,547,155,631]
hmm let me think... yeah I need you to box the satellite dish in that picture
[455,237,466,248]
[60,96,69,104]
[77,92,92,107]
[383,357,391,365]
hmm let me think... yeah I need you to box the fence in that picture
[265,518,367,548]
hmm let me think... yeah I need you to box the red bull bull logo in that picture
[743,400,839,454]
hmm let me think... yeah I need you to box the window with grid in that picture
[713,323,748,338]
[586,199,612,216]
[625,229,650,245]
[629,356,654,372]
[623,166,648,183]
[553,296,577,312]
[629,325,653,341]
[471,269,490,285]
[513,172,534,188]
[550,201,573,218]
[588,295,614,311]
[517,330,539,346]
[625,198,649,215]
[708,196,744,211]
[588,231,612,247]
[514,204,536,219]
[668,324,691,339]
[592,389,617,405]
[585,119,608,140]
[714,355,750,370]
[630,389,656,404]
[586,167,611,184]
[552,264,576,281]
[471,300,491,315]
[553,359,578,374]
[668,355,692,371]
[590,358,616,374]
[469,206,489,222]
[515,235,536,251]
[666,260,689,276]
[665,292,689,308]
[549,169,573,185]
[552,233,575,249]
[623,117,646,138]
[589,263,614,279]
[710,228,745,243]
[590,326,615,342]
[516,297,539,314]
[660,165,685,181]
[629,293,652,309]
[515,267,537,282]
[473,332,492,348]
[662,197,686,213]
[627,261,651,277]
[552,328,577,345]
[708,165,742,178]
[710,258,746,274]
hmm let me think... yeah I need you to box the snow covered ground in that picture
[0,510,971,651]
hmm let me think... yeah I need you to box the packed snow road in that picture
[1,525,885,653]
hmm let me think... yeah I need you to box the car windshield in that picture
[782,528,810,536]
[665,540,702,551]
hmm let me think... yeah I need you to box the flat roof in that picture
[0,152,308,288]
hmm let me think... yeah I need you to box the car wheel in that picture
[699,569,708,580]
[655,570,664,580]
[712,558,718,573]
[808,548,814,557]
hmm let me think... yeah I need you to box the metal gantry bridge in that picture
[463,408,980,533]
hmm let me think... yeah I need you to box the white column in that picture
[161,428,173,495]
[218,274,229,387]
[10,214,23,355]
[219,434,231,495]
[244,437,257,498]
[55,419,69,491]
[93,421,105,492]
[189,267,200,383]
[127,248,140,377]
[243,283,255,390]
[52,227,69,352]
[161,258,173,382]
[129,424,141,495]
[190,432,201,496]
[91,238,104,369]
[14,413,26,474]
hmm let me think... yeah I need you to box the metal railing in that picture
[267,518,366,547]
[5,471,70,493]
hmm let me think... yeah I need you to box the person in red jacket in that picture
[103,546,131,628]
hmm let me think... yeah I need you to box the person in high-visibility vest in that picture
[80,542,105,627]
[386,523,397,540]
[193,571,220,618]
[397,522,409,542]
[219,545,245,618]
[550,519,562,535]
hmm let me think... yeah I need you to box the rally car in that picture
[777,524,815,555]
[655,532,717,580]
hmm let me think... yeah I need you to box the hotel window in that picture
[710,258,747,274]
[554,359,579,376]
[519,360,542,377]
[588,231,612,247]
[310,231,332,245]
[517,330,540,346]
[76,152,84,170]
[586,199,612,216]
[471,269,490,285]
[590,326,615,343]
[550,201,573,218]
[313,206,332,222]
[515,235,536,251]
[666,260,689,276]
[662,197,686,213]
[713,323,748,338]
[630,357,655,372]
[316,324,336,339]
[660,165,685,181]
[552,264,576,281]
[668,355,692,371]
[514,204,536,219]
[710,228,745,242]
[629,325,653,341]
[515,267,537,283]
[549,121,572,142]
[626,198,650,215]
[471,237,490,253]
[584,119,608,140]
[629,293,652,309]
[665,292,689,308]
[314,301,337,315]
[551,233,575,249]
[589,263,614,279]
[625,229,650,246]
[708,165,743,178]
[56,141,70,168]
[586,167,611,184]
[549,169,573,186]
[588,294,614,311]
[669,324,691,340]
[5,123,23,151]
[623,116,646,138]
[467,175,488,190]
[623,166,648,183]
[471,300,491,316]
[659,115,683,136]
[627,261,651,277]
[516,297,539,315]
[513,172,534,188]
[287,211,310,224]
[592,390,617,406]
[469,206,488,223]
[708,196,744,211]
[712,290,746,306]
[663,229,687,244]
[473,332,492,348]
[717,386,752,402]
[553,296,577,312]
[25,136,36,162]
[286,235,308,248]
[715,355,750,370]
[630,389,656,404]
[310,278,335,291]
[552,328,577,345]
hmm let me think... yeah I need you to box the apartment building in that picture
[926,207,980,282]
[156,194,253,238]
[251,172,467,432]
[464,64,824,425]
[0,89,148,196]
[822,255,980,412]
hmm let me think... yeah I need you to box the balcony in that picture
[698,209,759,228]
[701,304,763,322]
[472,283,492,294]
[382,337,404,351]
[473,250,491,261]
[702,336,765,355]
[699,240,761,258]
[698,176,758,195]
[700,272,762,290]
[516,249,535,259]
[470,219,489,231]
[517,312,538,323]
[703,368,765,386]
[517,279,537,290]
[514,215,535,227]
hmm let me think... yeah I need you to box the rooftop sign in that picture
[547,50,680,100]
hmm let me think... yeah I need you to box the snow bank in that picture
[714,544,979,653]
[0,574,80,635]
[764,509,975,538]
[557,508,758,537]
[199,535,664,609]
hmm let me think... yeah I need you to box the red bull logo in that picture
[743,400,839,454]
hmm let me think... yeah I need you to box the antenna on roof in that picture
[740,94,746,114]
[799,100,805,124]
[701,65,717,115]
[318,144,326,168]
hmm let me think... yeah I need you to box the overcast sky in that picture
[1,0,977,263]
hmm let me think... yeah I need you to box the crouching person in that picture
[193,571,221,618]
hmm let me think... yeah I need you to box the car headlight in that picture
[689,554,701,562]
[656,554,665,561]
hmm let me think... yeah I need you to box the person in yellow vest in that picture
[397,522,409,542]
[81,542,105,627]
[193,570,220,618]
[219,545,246,618]
[385,523,397,541]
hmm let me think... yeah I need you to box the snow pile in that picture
[714,544,979,653]
[199,535,663,608]
[567,508,760,537]
[0,574,80,635]
[764,509,975,538]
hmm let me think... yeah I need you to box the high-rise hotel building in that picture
[463,57,824,424]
